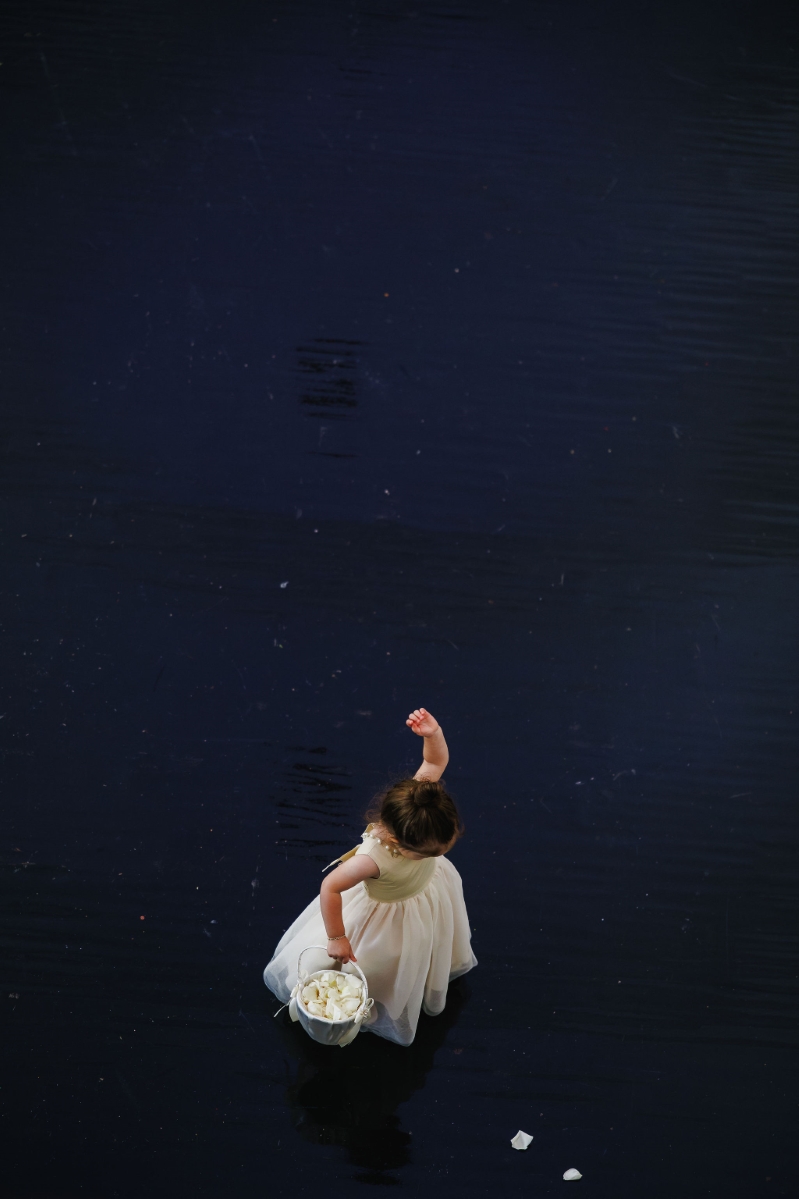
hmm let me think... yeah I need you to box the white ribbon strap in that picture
[353,997,374,1025]
[273,979,302,1019]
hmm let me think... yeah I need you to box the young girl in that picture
[264,707,477,1046]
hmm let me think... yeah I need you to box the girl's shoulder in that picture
[356,824,407,872]
[364,823,405,857]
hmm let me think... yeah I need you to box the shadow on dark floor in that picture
[274,978,471,1182]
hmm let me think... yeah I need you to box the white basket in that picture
[283,946,374,1048]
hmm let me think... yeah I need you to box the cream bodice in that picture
[355,828,438,903]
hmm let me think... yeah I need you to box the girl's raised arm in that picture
[408,707,449,781]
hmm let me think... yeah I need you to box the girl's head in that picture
[367,777,463,856]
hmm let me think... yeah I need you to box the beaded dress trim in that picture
[365,826,403,859]
[321,823,402,872]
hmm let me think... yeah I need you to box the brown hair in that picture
[366,777,463,854]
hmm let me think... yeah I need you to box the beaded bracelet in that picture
[327,933,347,941]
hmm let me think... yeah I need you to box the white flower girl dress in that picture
[264,826,477,1046]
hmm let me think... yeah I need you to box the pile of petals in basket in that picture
[300,971,364,1020]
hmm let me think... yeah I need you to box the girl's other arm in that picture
[320,854,378,964]
[408,707,449,781]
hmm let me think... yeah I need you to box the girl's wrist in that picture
[327,932,346,941]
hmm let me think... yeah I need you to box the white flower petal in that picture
[298,969,367,1022]
[563,1168,582,1181]
[510,1130,533,1150]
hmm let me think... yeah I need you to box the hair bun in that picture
[368,775,462,853]
[411,780,441,808]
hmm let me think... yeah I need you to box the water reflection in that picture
[275,979,470,1181]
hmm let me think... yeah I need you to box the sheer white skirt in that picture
[263,856,477,1047]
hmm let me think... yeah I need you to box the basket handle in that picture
[297,944,335,983]
[296,946,369,1006]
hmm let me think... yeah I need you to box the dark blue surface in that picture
[1,1,797,1195]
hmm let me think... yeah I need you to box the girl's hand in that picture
[406,707,440,738]
[327,936,357,964]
